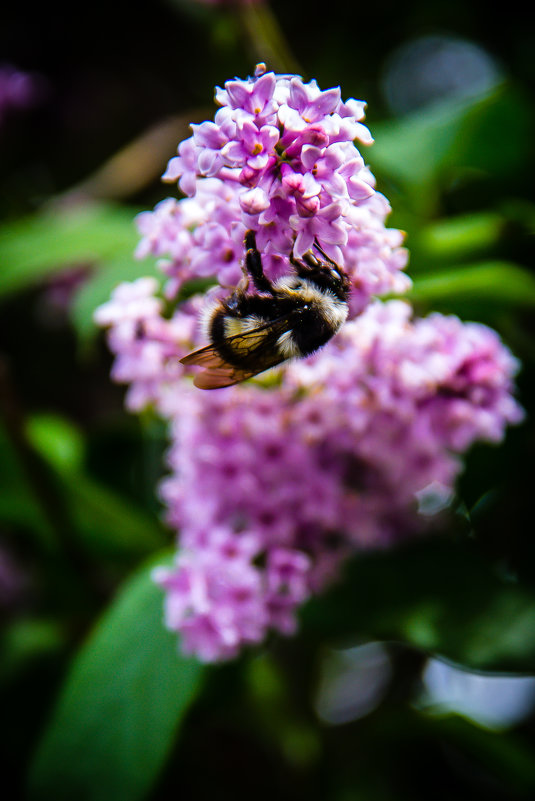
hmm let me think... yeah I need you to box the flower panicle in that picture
[135,70,409,316]
[150,301,523,662]
[94,67,524,663]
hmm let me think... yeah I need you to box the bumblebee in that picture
[180,230,350,389]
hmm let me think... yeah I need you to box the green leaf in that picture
[70,254,161,343]
[0,619,65,682]
[28,554,204,801]
[0,423,54,541]
[367,86,533,214]
[302,537,535,672]
[0,202,139,298]
[408,261,535,307]
[414,213,504,262]
[65,476,167,558]
[369,94,475,187]
[25,415,85,473]
[25,413,165,558]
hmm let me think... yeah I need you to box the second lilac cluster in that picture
[153,301,523,661]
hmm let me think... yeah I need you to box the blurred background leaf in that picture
[26,413,167,559]
[27,554,205,801]
[409,262,535,308]
[303,535,535,673]
[0,204,140,297]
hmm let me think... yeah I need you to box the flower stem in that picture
[238,2,304,76]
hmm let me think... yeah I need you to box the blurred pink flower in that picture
[0,64,43,125]
[96,67,523,662]
[151,302,523,661]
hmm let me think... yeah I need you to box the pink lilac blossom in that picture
[152,301,523,662]
[97,289,522,662]
[94,278,204,412]
[95,67,523,662]
[136,65,410,313]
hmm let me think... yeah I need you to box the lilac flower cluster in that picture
[136,65,410,315]
[96,68,523,662]
[94,278,201,412]
[153,301,522,661]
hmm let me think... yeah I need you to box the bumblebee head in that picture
[292,251,350,302]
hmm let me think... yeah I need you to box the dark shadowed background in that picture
[1,1,535,799]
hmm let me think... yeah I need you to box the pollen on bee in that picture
[224,317,245,338]
[224,315,264,338]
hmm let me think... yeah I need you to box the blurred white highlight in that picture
[381,35,503,115]
[421,658,535,730]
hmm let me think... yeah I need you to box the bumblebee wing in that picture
[180,346,228,368]
[180,315,294,389]
[192,365,262,390]
[181,346,263,389]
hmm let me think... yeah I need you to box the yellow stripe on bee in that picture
[224,315,264,337]
[222,315,270,354]
[224,317,246,338]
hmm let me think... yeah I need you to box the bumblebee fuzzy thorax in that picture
[273,275,349,331]
[180,231,350,389]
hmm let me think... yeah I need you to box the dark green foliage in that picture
[1,2,535,800]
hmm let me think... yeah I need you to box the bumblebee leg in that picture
[290,251,317,277]
[221,265,249,314]
[302,252,321,268]
[310,240,347,280]
[244,230,275,294]
[303,249,337,271]
[237,263,250,292]
[313,239,339,268]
